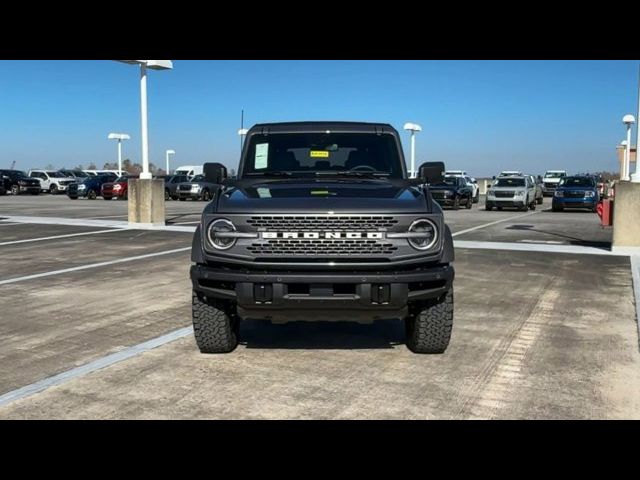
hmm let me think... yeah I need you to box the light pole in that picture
[403,122,422,178]
[116,60,173,179]
[107,133,130,175]
[165,149,175,175]
[623,114,635,181]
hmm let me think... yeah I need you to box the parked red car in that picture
[101,176,133,200]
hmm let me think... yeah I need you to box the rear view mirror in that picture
[418,162,445,184]
[203,163,227,184]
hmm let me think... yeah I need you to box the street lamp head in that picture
[166,149,176,155]
[108,133,130,141]
[403,122,422,132]
[623,114,636,125]
[117,60,173,70]
[238,128,249,136]
[621,140,629,146]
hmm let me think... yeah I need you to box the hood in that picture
[557,184,596,191]
[213,179,429,214]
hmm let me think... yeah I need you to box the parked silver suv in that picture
[486,175,536,211]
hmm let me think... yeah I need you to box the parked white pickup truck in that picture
[28,170,76,194]
[542,170,567,196]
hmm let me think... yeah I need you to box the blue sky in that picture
[0,60,638,176]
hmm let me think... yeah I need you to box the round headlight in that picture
[207,219,236,250]
[408,219,438,251]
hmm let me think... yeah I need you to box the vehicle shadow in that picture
[165,212,201,224]
[506,224,611,250]
[239,318,405,350]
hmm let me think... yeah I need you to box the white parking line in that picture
[454,240,621,256]
[0,326,194,407]
[0,223,20,227]
[0,247,191,285]
[0,229,120,246]
[451,211,541,237]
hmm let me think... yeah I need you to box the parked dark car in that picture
[164,175,190,200]
[176,174,218,201]
[101,175,133,200]
[0,169,41,195]
[429,175,474,209]
[67,173,117,200]
[552,175,599,212]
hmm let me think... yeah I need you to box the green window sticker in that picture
[255,143,269,169]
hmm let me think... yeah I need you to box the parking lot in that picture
[0,194,639,419]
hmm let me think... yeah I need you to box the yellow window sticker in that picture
[310,150,329,158]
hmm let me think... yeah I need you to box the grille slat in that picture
[247,216,398,232]
[248,239,397,256]
[494,190,515,198]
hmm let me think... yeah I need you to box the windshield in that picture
[496,178,525,187]
[114,176,129,182]
[241,132,403,178]
[191,175,205,182]
[441,176,459,186]
[559,177,595,187]
[545,172,565,178]
[47,171,67,178]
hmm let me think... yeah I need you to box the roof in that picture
[247,121,397,134]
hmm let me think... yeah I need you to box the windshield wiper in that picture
[244,171,293,177]
[315,171,389,178]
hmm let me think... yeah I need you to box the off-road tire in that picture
[49,184,58,194]
[192,294,238,353]
[465,196,472,209]
[87,189,97,200]
[11,185,19,195]
[202,189,211,201]
[406,288,454,354]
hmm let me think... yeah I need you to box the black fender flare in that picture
[191,225,204,264]
[440,224,455,264]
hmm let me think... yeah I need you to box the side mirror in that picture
[418,162,445,184]
[203,163,227,184]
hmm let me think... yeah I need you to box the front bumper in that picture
[178,190,201,199]
[486,198,526,208]
[552,197,596,209]
[191,263,454,323]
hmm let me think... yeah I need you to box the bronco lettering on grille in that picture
[261,232,385,239]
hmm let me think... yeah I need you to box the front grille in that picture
[544,183,556,189]
[494,190,515,198]
[247,239,398,256]
[246,216,398,232]
[179,185,193,191]
[564,190,586,198]
[431,191,444,199]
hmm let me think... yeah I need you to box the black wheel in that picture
[473,191,480,204]
[192,293,239,353]
[86,189,97,200]
[171,196,178,201]
[465,195,472,209]
[485,202,493,211]
[452,197,460,210]
[520,199,529,211]
[49,184,58,195]
[529,201,536,210]
[202,189,211,201]
[405,289,453,354]
[536,196,543,205]
[165,189,170,200]
[69,196,78,200]
[11,185,19,195]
